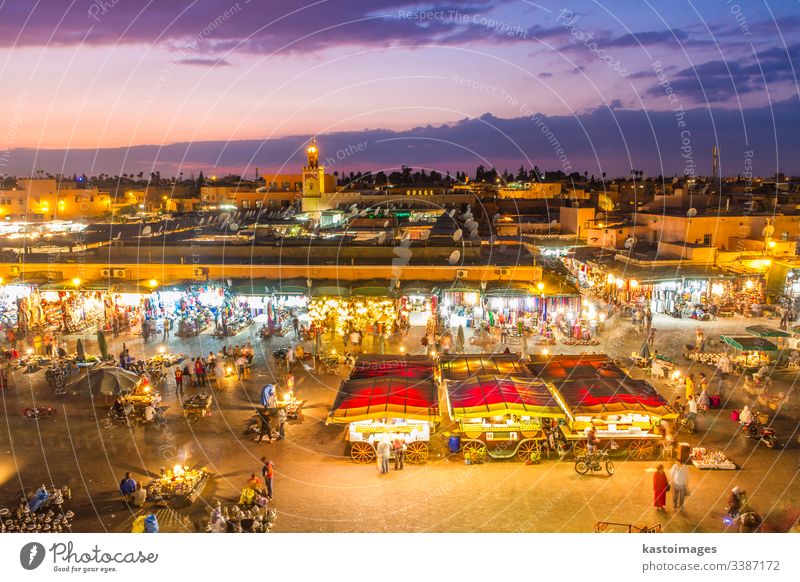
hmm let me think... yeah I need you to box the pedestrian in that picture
[277,407,286,440]
[669,460,689,510]
[132,481,147,508]
[293,315,300,338]
[119,472,137,502]
[194,357,206,387]
[175,366,183,395]
[695,327,704,350]
[163,318,170,341]
[393,438,405,470]
[257,409,272,443]
[188,360,197,387]
[653,464,668,512]
[698,372,708,394]
[684,373,695,401]
[647,327,656,347]
[285,345,295,371]
[247,472,264,494]
[376,437,392,475]
[183,364,192,386]
[236,354,246,380]
[260,458,274,499]
[214,360,225,386]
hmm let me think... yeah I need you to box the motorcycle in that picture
[741,421,778,448]
[574,449,615,476]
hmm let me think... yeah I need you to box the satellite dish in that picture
[686,208,697,217]
[377,232,387,244]
[141,225,152,236]
[448,209,456,218]
[350,207,358,217]
[624,237,635,249]
[359,209,367,216]
[383,220,390,228]
[448,250,461,265]
[452,229,463,242]
[550,219,558,227]
[230,223,239,231]
[493,213,501,223]
[762,225,775,238]
[420,230,430,240]
[349,203,358,211]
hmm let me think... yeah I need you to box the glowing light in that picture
[148,279,159,288]
[26,348,34,355]
[607,274,615,284]
[768,240,777,248]
[537,282,545,291]
[615,278,625,288]
[399,346,406,353]
[630,280,639,288]
[711,283,724,296]
[541,348,549,355]
[71,277,81,286]
[745,280,755,290]
[158,346,166,354]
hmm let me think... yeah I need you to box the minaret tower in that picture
[301,137,326,213]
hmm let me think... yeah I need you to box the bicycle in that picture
[575,449,615,476]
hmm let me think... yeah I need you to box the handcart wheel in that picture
[572,440,588,458]
[350,441,376,463]
[405,441,429,464]
[628,439,655,460]
[461,440,488,459]
[516,440,540,461]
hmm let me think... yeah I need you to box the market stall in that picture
[441,284,482,329]
[445,375,565,461]
[720,335,777,371]
[439,354,530,380]
[745,325,791,350]
[145,465,210,506]
[397,281,437,328]
[326,361,441,464]
[690,447,736,470]
[529,355,676,459]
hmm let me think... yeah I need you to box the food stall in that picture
[444,375,565,461]
[745,325,791,350]
[720,335,776,371]
[690,447,736,470]
[528,355,677,459]
[182,394,213,423]
[146,464,210,506]
[327,356,441,464]
[439,354,530,380]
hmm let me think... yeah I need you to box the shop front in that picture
[441,285,482,329]
[397,281,438,328]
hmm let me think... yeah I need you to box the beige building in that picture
[0,178,112,220]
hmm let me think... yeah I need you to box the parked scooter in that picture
[741,420,779,448]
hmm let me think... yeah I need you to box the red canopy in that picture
[327,375,440,424]
[527,354,626,381]
[550,377,675,418]
[350,355,436,381]
[440,354,528,381]
[447,375,564,419]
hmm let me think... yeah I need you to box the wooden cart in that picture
[327,356,440,464]
[528,354,677,460]
[444,374,565,461]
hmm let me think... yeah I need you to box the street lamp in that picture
[148,279,159,289]
[71,277,81,287]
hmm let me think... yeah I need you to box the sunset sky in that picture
[1,0,798,177]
